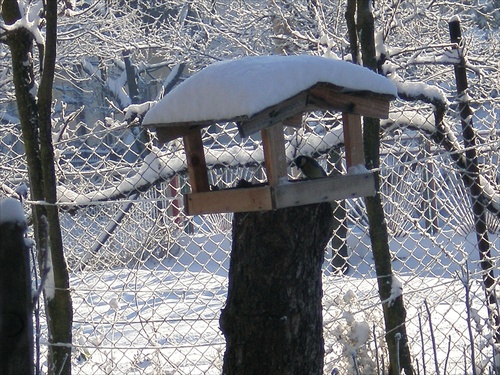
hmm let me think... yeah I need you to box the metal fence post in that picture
[0,198,33,375]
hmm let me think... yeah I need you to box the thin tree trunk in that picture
[449,19,500,346]
[345,0,358,64]
[220,203,334,375]
[351,0,414,373]
[37,2,73,373]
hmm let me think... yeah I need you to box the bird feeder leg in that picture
[261,122,287,186]
[183,130,210,193]
[342,113,365,169]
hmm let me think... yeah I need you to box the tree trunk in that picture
[220,203,334,375]
[350,0,415,373]
[38,3,73,373]
[449,19,500,346]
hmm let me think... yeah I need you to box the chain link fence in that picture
[0,51,500,374]
[1,92,499,374]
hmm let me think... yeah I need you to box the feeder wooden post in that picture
[261,122,287,186]
[342,112,365,168]
[183,130,210,193]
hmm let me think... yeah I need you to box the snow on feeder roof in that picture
[144,55,397,126]
[142,55,396,215]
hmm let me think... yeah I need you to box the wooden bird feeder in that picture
[142,56,395,215]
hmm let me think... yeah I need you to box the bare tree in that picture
[1,1,72,374]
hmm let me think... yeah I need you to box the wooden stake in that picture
[183,130,209,193]
[261,123,287,186]
[342,112,365,168]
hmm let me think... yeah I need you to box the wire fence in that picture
[1,98,499,374]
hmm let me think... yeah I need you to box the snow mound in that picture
[143,55,397,125]
[0,197,26,225]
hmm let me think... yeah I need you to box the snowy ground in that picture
[41,230,499,375]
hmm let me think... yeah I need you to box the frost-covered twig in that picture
[458,264,478,375]
[352,353,361,375]
[424,299,440,375]
[443,335,451,375]
[418,312,427,375]
[373,323,381,375]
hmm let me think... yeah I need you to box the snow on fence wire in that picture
[0,103,499,374]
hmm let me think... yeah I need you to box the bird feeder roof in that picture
[142,55,397,143]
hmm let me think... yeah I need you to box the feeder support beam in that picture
[183,130,210,193]
[342,112,365,168]
[261,122,287,186]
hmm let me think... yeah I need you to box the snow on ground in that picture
[143,55,397,126]
[55,229,500,375]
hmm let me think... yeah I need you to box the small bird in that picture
[294,155,327,179]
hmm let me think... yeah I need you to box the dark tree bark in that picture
[345,0,358,64]
[123,50,140,104]
[220,203,334,375]
[449,19,500,346]
[347,1,415,374]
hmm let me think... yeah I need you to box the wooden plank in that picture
[237,91,309,137]
[282,113,303,127]
[342,112,365,168]
[183,130,210,193]
[155,125,202,144]
[273,173,376,208]
[184,186,274,215]
[308,85,391,119]
[261,123,287,186]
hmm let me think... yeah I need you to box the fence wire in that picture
[1,99,499,374]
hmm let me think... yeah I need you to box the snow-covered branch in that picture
[56,125,345,210]
[382,111,500,219]
[2,0,45,46]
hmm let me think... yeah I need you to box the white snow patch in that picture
[42,229,499,373]
[347,164,369,175]
[107,72,131,108]
[44,243,56,300]
[3,1,45,46]
[24,238,36,248]
[387,109,436,133]
[0,197,26,225]
[349,320,371,348]
[388,275,403,306]
[109,298,119,311]
[394,78,449,105]
[123,101,156,122]
[15,183,29,200]
[478,175,500,213]
[63,146,181,205]
[375,31,388,60]
[143,55,397,125]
